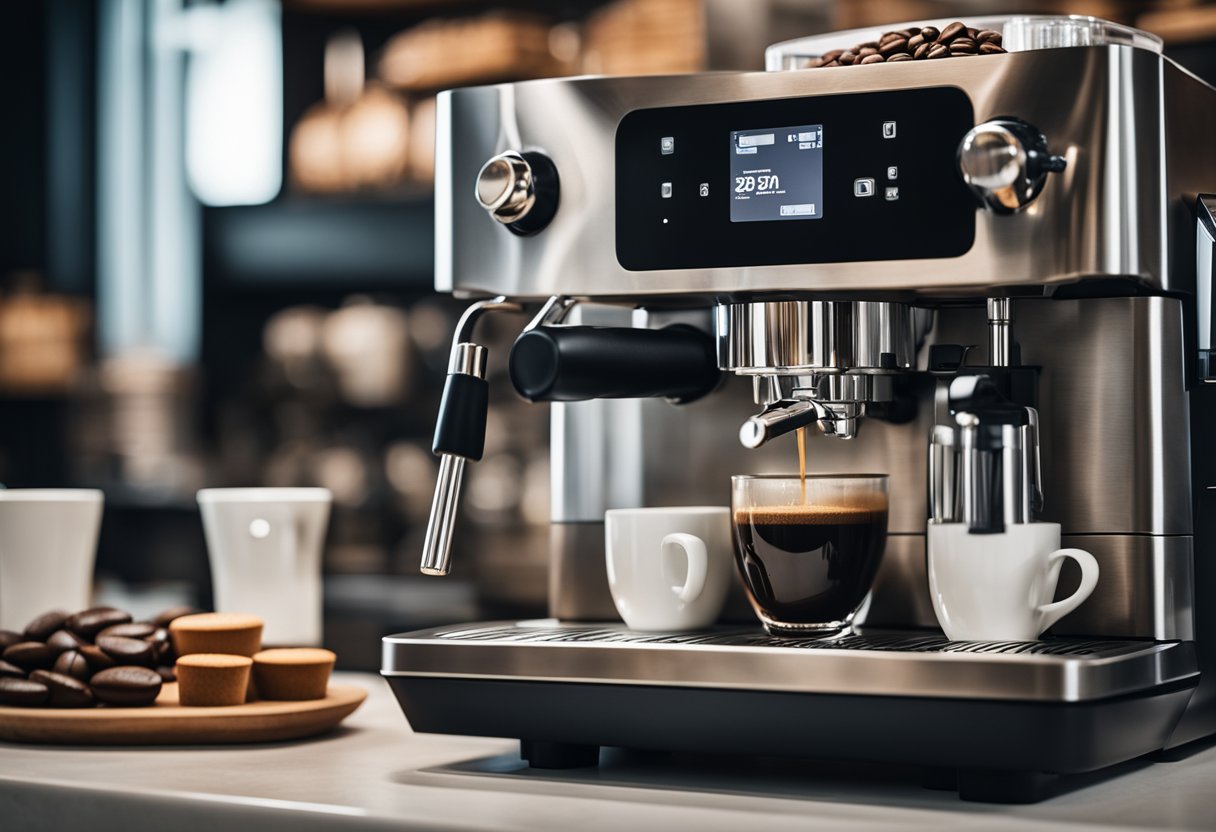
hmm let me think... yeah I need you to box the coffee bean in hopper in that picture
[98,622,157,641]
[938,21,967,42]
[23,611,69,642]
[97,635,156,667]
[0,659,25,679]
[53,650,92,682]
[0,677,49,707]
[4,642,56,671]
[30,670,94,708]
[67,607,132,639]
[0,630,22,651]
[46,629,86,655]
[91,666,162,707]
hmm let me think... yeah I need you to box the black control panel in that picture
[615,87,976,271]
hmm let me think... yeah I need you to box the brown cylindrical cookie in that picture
[175,654,252,706]
[251,648,336,701]
[169,613,263,658]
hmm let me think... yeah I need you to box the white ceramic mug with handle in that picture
[605,507,732,631]
[928,521,1100,642]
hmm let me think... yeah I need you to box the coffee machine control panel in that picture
[615,86,977,271]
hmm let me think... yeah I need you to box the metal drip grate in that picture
[431,622,1137,657]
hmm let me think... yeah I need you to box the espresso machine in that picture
[383,15,1216,803]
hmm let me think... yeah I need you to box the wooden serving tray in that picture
[0,683,367,745]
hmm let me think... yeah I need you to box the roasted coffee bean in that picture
[97,635,156,666]
[839,52,856,65]
[91,666,162,707]
[53,650,92,682]
[0,630,22,651]
[822,60,841,67]
[0,676,49,707]
[98,622,156,641]
[23,611,69,642]
[46,629,86,655]
[879,30,904,45]
[950,40,978,55]
[967,27,980,39]
[887,53,914,62]
[0,659,24,678]
[156,665,177,683]
[879,38,908,56]
[860,54,885,65]
[857,40,879,50]
[980,42,1007,55]
[30,670,94,708]
[939,21,967,42]
[4,641,55,670]
[913,42,931,59]
[858,46,877,57]
[67,607,132,639]
[820,48,843,62]
[907,33,925,50]
[928,43,951,59]
[921,26,940,41]
[80,644,117,672]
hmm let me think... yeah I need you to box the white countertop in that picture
[1,672,1214,831]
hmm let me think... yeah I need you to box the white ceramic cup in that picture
[928,521,1100,642]
[0,489,103,631]
[197,488,331,646]
[605,506,732,631]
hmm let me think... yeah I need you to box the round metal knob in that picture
[475,151,536,224]
[958,120,1065,213]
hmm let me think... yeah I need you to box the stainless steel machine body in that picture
[387,19,1216,800]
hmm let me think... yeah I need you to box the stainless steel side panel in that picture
[382,622,1198,703]
[1053,535,1194,640]
[438,47,1216,300]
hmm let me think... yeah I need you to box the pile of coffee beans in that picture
[807,22,1006,67]
[0,606,199,708]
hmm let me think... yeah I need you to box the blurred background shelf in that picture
[204,195,435,290]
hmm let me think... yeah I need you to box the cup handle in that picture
[661,533,708,603]
[1036,548,1100,632]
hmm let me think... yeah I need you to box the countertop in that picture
[1,672,1214,831]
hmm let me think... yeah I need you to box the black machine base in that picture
[386,676,1197,804]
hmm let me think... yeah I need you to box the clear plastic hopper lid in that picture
[765,15,1162,71]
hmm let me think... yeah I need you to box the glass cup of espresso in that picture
[731,474,889,636]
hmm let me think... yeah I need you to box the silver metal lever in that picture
[420,296,523,577]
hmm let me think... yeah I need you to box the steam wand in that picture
[420,296,523,576]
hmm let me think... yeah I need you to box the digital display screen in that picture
[729,124,824,223]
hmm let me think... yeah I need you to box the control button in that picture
[853,178,875,198]
[887,166,898,180]
[698,182,709,197]
[885,186,900,201]
[882,121,897,139]
[661,182,673,198]
[660,136,675,155]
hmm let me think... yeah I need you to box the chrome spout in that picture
[739,399,859,448]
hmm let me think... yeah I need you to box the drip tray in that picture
[382,621,1197,703]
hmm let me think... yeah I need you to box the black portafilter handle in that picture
[508,324,721,403]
